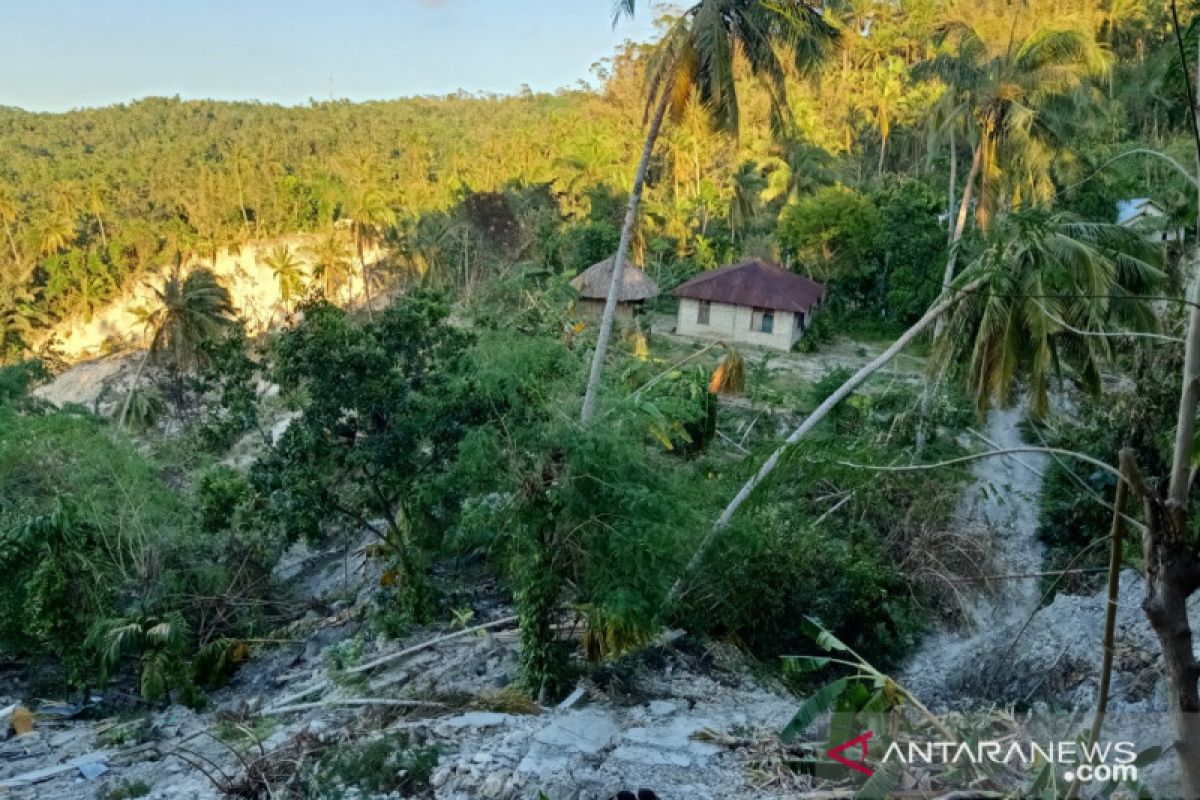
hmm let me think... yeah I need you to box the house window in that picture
[751,307,774,334]
[697,300,711,325]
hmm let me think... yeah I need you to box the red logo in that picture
[827,731,874,776]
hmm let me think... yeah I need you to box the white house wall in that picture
[676,297,800,351]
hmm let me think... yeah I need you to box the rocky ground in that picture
[0,531,808,800]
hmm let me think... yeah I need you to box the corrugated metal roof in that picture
[1116,197,1160,225]
[672,259,825,313]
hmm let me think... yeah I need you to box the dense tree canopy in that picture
[1,0,1195,363]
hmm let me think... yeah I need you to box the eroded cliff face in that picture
[36,233,385,362]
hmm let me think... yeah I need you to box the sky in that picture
[0,1,660,112]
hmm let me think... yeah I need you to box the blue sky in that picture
[0,1,660,112]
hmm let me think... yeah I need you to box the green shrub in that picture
[195,466,252,534]
[101,780,151,800]
[310,733,439,797]
[678,508,924,666]
[0,390,277,700]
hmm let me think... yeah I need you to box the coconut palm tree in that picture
[763,137,833,205]
[918,20,1109,299]
[304,230,354,301]
[940,210,1163,418]
[579,0,839,424]
[0,184,22,264]
[728,161,766,241]
[343,181,396,320]
[262,244,305,313]
[119,266,235,429]
[38,215,75,257]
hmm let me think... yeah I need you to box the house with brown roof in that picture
[672,259,825,351]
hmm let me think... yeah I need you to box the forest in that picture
[3,0,1200,798]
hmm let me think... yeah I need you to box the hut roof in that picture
[570,257,661,303]
[673,259,825,314]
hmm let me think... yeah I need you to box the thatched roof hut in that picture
[570,257,660,304]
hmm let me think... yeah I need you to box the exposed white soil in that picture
[33,233,385,363]
[902,404,1198,796]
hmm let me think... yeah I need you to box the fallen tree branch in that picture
[838,446,1124,483]
[260,698,446,716]
[344,615,517,676]
[947,568,1108,582]
[267,680,330,710]
[0,751,115,788]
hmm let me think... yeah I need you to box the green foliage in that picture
[622,360,717,454]
[195,466,252,534]
[873,178,947,322]
[0,383,277,700]
[254,290,476,619]
[451,335,701,698]
[677,506,923,665]
[188,324,259,452]
[87,611,192,705]
[101,780,152,800]
[560,221,620,270]
[943,209,1164,417]
[676,379,972,665]
[777,186,879,293]
[1035,345,1179,596]
[0,359,48,405]
[309,733,438,797]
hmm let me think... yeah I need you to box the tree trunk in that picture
[95,212,108,250]
[235,165,251,234]
[357,226,373,322]
[1150,14,1200,787]
[580,87,671,424]
[933,142,981,338]
[3,221,20,264]
[947,128,957,244]
[913,138,985,455]
[1067,448,1131,800]
[667,275,988,604]
[1141,484,1200,798]
[118,348,153,430]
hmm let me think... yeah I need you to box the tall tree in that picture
[0,185,22,264]
[119,266,236,428]
[579,0,839,423]
[262,244,305,314]
[343,180,396,320]
[304,230,354,301]
[919,19,1108,303]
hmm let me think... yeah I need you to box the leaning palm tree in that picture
[579,0,839,423]
[303,230,354,301]
[262,244,305,314]
[119,266,236,429]
[669,209,1163,603]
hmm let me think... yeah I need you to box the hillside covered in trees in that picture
[2,0,1196,359]
[5,1,1200,798]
